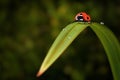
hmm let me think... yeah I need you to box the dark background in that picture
[0,0,120,80]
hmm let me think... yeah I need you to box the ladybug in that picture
[75,12,91,22]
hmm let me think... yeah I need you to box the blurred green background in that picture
[0,0,120,80]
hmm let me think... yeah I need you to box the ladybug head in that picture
[75,13,84,21]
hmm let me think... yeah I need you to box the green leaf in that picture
[37,22,120,80]
[90,23,120,80]
[36,22,89,77]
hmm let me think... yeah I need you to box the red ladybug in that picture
[75,12,91,22]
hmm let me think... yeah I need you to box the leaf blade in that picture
[90,23,120,80]
[37,22,89,77]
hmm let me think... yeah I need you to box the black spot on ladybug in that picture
[87,17,89,19]
[80,13,82,15]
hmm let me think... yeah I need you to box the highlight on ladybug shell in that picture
[75,12,91,22]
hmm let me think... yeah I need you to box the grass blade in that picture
[90,23,120,80]
[36,22,89,77]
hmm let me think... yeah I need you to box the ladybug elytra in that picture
[75,12,91,22]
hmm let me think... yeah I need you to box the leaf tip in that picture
[36,70,44,77]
